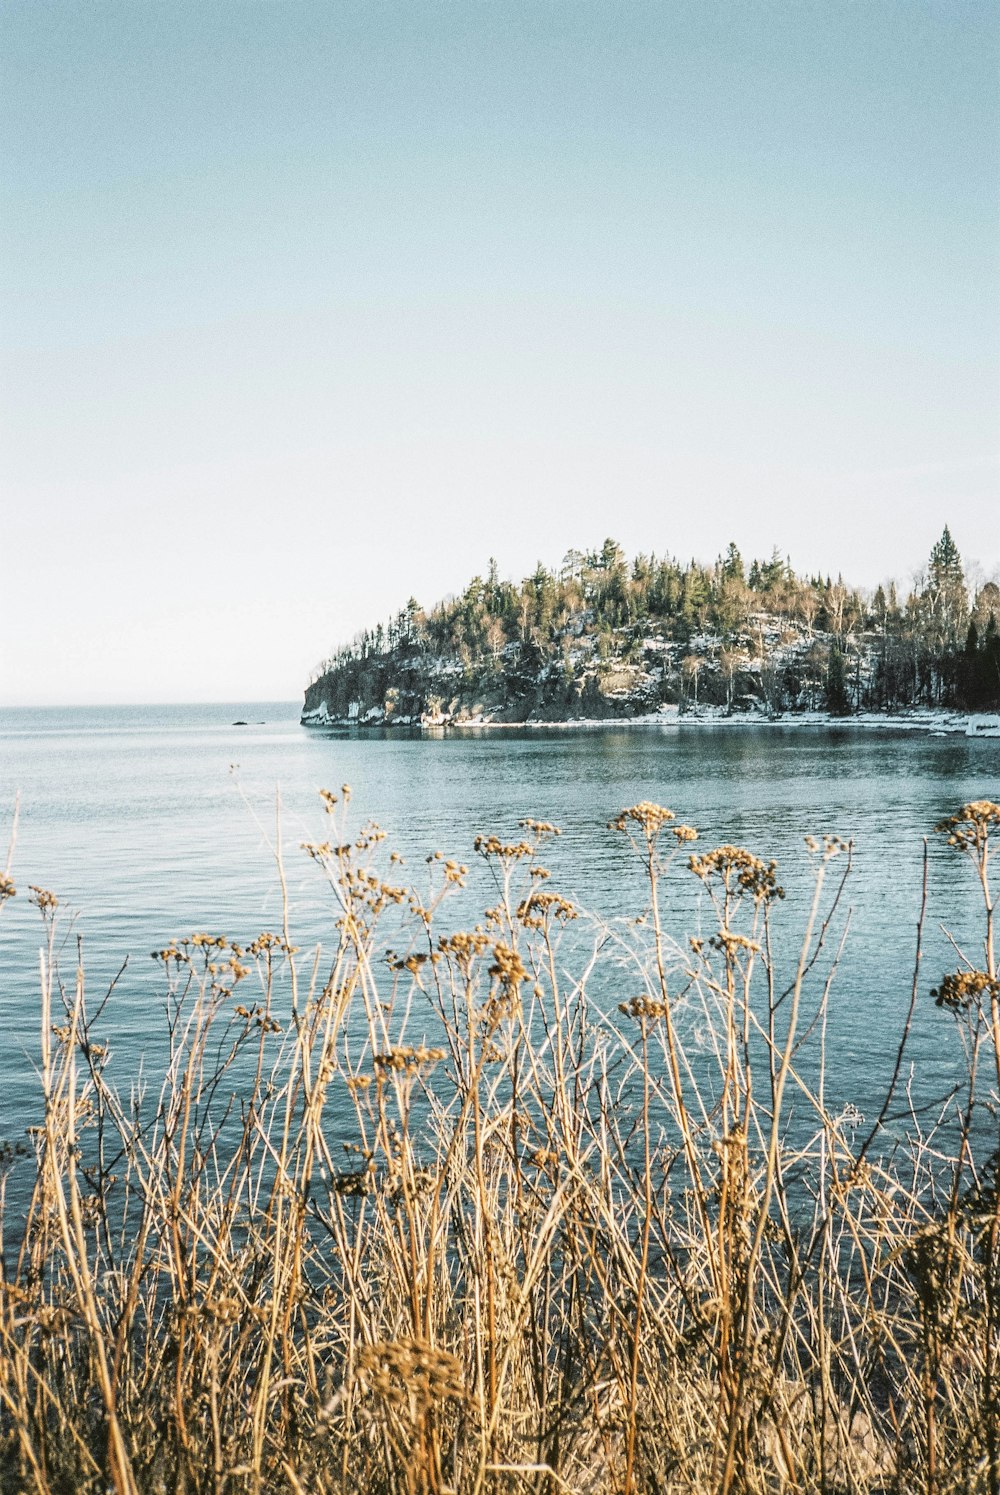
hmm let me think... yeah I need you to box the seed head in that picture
[931,970,1000,1011]
[935,800,1000,853]
[609,802,675,839]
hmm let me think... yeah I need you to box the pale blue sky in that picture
[2,0,998,704]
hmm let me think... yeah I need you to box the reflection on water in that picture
[0,702,997,1141]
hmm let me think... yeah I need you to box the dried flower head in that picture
[373,1045,446,1075]
[689,846,784,904]
[437,929,490,976]
[609,802,676,838]
[935,800,1000,854]
[516,890,578,927]
[519,818,562,838]
[489,941,528,994]
[711,929,762,957]
[474,834,535,862]
[333,1165,374,1196]
[618,994,669,1022]
[483,940,528,1024]
[931,970,1000,1011]
[355,1336,466,1412]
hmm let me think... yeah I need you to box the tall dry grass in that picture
[0,793,998,1494]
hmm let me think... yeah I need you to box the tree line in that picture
[311,527,1000,716]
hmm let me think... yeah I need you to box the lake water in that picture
[0,702,997,1158]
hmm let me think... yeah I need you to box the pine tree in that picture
[923,526,968,649]
[721,542,745,583]
[827,647,850,716]
[929,525,962,585]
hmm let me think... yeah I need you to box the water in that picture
[0,702,997,1156]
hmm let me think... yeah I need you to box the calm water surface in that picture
[1,703,997,1150]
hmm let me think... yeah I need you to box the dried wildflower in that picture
[354,822,387,853]
[474,834,535,862]
[355,1336,466,1411]
[519,818,561,838]
[673,824,699,844]
[151,942,191,966]
[618,994,669,1022]
[437,928,490,973]
[204,1296,241,1324]
[489,941,527,993]
[302,840,333,862]
[333,1165,374,1196]
[845,1159,874,1190]
[0,873,15,902]
[191,932,231,953]
[689,845,784,903]
[935,800,1000,853]
[931,970,1000,1011]
[530,1147,560,1169]
[711,929,762,957]
[802,832,850,861]
[248,932,295,957]
[390,950,433,978]
[483,941,528,1024]
[373,1044,445,1074]
[609,802,675,838]
[29,886,58,913]
[516,890,578,927]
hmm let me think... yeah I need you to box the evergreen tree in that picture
[721,542,745,583]
[929,525,962,585]
[923,525,968,648]
[826,647,851,716]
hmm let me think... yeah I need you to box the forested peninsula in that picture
[303,528,1000,729]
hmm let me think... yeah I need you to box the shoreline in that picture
[301,705,1000,738]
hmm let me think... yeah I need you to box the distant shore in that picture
[301,703,1000,738]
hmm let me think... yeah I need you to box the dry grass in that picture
[0,793,998,1494]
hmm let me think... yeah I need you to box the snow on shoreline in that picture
[300,702,1000,738]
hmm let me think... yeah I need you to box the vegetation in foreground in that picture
[1,795,999,1494]
[305,527,1000,724]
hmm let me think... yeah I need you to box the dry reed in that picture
[1,793,998,1494]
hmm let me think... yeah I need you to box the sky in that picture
[1,0,998,706]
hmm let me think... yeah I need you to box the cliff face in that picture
[303,645,656,726]
[302,658,657,726]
